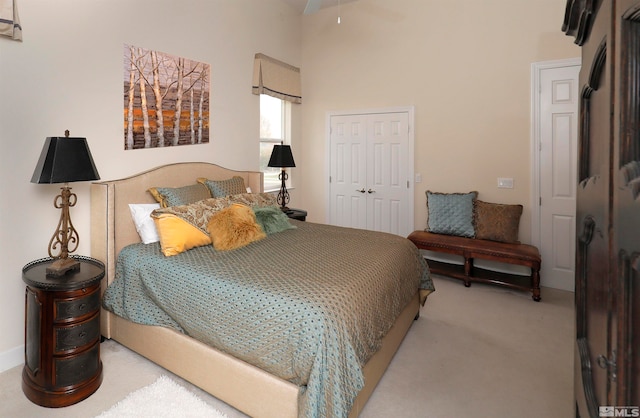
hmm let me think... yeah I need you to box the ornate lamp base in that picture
[277,169,291,212]
[45,185,81,278]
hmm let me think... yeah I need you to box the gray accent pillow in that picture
[425,191,477,237]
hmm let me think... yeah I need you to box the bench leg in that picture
[463,257,472,287]
[531,269,541,302]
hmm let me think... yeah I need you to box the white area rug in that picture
[95,375,228,418]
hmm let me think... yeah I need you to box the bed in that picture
[90,162,434,418]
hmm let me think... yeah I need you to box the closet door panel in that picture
[366,112,410,236]
[330,115,368,230]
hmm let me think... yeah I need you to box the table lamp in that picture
[267,141,296,212]
[31,131,100,277]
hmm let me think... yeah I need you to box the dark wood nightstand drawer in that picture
[54,343,100,388]
[54,289,100,321]
[54,314,100,353]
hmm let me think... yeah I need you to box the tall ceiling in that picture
[280,0,358,15]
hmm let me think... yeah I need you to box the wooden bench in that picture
[407,230,542,301]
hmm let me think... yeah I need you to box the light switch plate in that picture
[497,177,514,189]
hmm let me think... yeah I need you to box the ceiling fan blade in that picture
[303,0,322,15]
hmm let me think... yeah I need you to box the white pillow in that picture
[128,203,161,244]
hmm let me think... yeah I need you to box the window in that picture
[260,94,291,191]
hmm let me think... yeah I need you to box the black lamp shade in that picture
[31,137,100,184]
[267,144,296,168]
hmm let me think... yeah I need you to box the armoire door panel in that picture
[616,251,640,406]
[576,214,611,412]
[567,0,640,415]
[579,37,607,185]
[619,3,640,168]
[614,0,640,408]
[565,1,621,416]
[575,216,598,418]
[576,77,613,413]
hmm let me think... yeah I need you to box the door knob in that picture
[367,189,375,194]
[356,188,365,193]
[597,350,617,382]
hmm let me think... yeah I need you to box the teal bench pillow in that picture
[425,191,477,238]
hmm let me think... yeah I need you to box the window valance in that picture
[252,53,301,104]
[0,0,21,41]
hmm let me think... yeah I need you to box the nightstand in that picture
[22,255,104,407]
[285,208,307,221]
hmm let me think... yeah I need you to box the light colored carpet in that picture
[95,375,227,418]
[0,276,574,418]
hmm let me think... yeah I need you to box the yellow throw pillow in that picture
[207,204,266,251]
[152,213,212,256]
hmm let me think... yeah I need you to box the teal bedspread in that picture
[103,221,434,418]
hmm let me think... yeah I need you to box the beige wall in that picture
[0,0,579,368]
[296,0,580,238]
[0,0,301,365]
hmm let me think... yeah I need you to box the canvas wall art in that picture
[124,44,210,149]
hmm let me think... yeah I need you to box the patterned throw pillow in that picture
[228,192,277,207]
[152,197,231,232]
[197,176,246,197]
[148,183,211,208]
[425,191,477,237]
[474,200,523,243]
[207,204,266,251]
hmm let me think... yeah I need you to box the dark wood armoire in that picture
[563,1,640,417]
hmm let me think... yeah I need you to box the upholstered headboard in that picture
[90,162,263,336]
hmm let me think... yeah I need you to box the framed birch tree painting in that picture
[124,44,210,149]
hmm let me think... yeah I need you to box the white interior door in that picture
[366,113,410,234]
[329,108,414,237]
[537,62,580,291]
[329,115,368,230]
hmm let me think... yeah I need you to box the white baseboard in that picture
[543,276,575,292]
[0,345,23,374]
